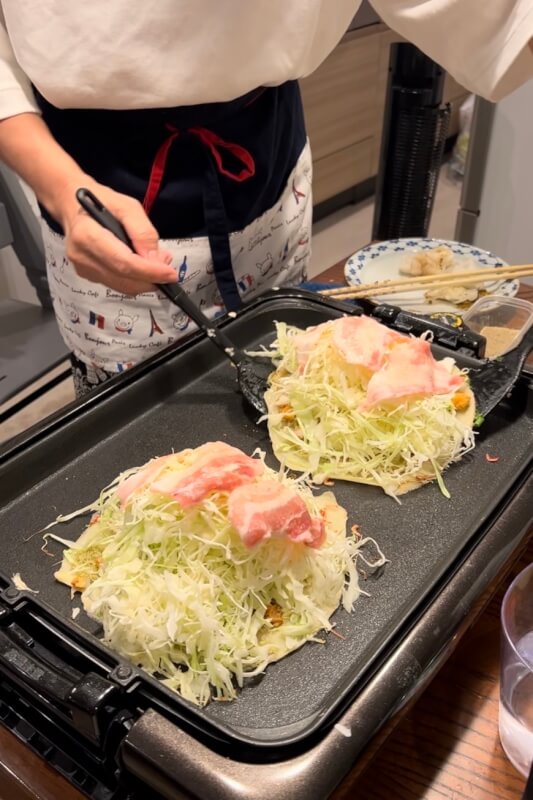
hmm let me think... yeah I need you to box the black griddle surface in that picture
[1,294,532,750]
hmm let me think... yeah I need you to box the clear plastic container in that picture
[462,295,533,358]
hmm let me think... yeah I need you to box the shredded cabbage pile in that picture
[49,453,385,706]
[264,322,476,499]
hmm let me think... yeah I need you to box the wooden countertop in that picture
[0,270,531,800]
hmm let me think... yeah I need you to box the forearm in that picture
[0,112,174,292]
[0,112,90,225]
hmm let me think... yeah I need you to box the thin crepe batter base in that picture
[267,378,475,496]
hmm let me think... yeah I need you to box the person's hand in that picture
[57,179,176,294]
[0,114,175,294]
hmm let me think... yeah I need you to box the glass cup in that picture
[499,562,533,777]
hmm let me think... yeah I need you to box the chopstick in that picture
[322,263,531,295]
[319,264,533,300]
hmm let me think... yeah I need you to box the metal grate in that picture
[376,103,450,239]
[372,43,450,240]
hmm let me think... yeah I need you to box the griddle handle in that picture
[0,627,117,744]
[372,303,486,357]
[0,627,74,701]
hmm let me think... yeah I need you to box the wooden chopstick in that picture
[321,269,533,300]
[319,264,533,300]
[321,263,531,297]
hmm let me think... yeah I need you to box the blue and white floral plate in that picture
[344,238,519,314]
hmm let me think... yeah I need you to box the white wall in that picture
[473,80,533,283]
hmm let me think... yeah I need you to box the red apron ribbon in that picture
[189,127,256,183]
[142,124,180,215]
[143,124,255,215]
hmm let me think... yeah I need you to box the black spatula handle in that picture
[76,188,135,249]
[157,282,244,366]
[76,187,241,363]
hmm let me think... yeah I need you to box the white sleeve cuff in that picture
[0,85,40,120]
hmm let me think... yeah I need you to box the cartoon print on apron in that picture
[43,141,312,373]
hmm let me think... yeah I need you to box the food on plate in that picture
[264,315,476,498]
[400,244,487,307]
[424,285,479,306]
[49,441,385,706]
[400,244,456,276]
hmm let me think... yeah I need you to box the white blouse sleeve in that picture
[0,11,39,119]
[370,0,533,101]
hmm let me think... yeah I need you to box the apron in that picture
[35,83,312,376]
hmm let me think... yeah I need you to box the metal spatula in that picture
[76,188,268,416]
[469,326,533,417]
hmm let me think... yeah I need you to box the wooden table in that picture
[0,269,531,800]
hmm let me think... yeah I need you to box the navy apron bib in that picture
[34,82,306,311]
